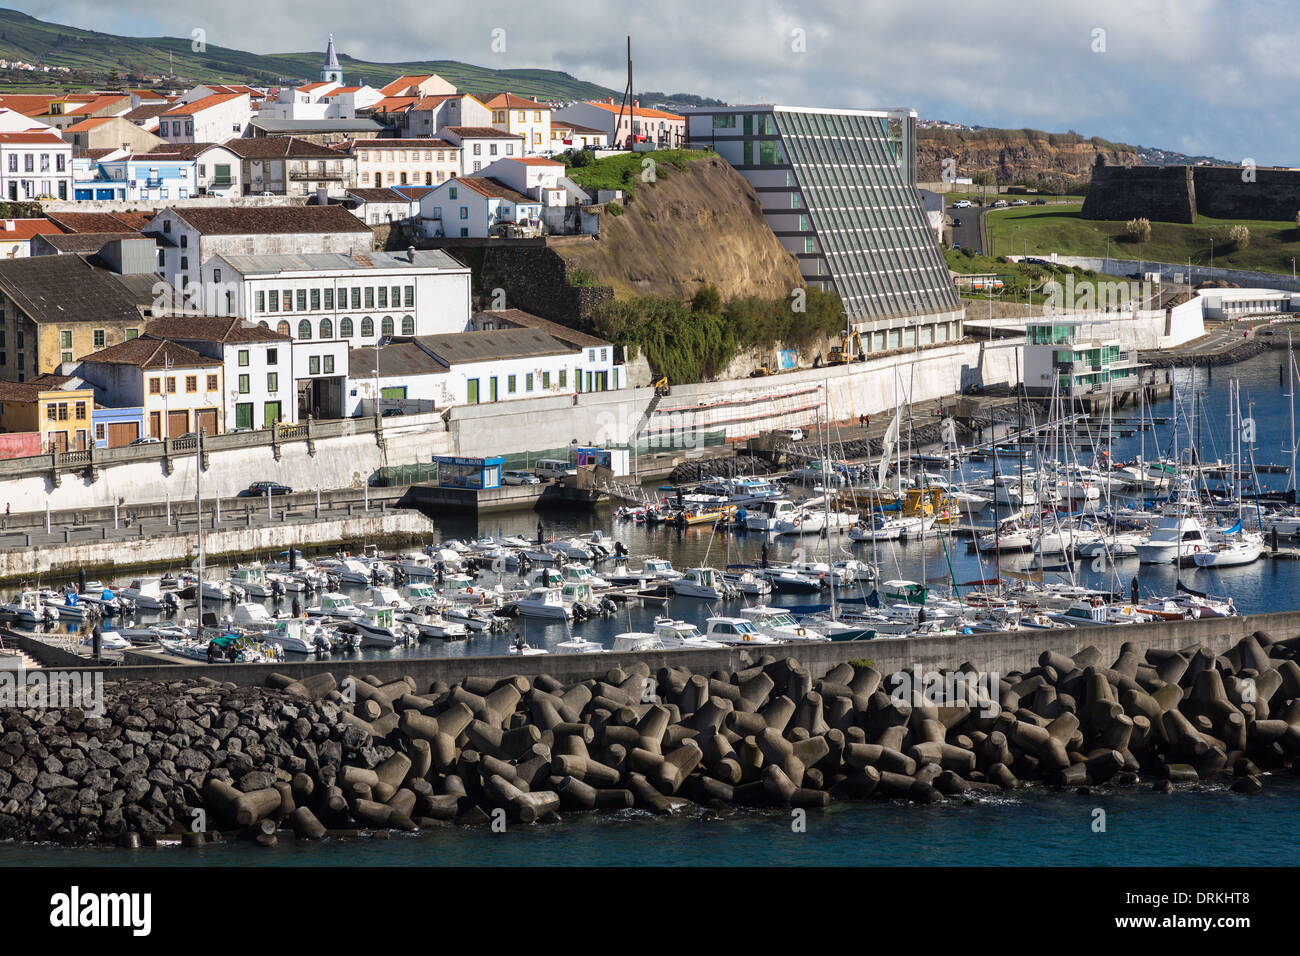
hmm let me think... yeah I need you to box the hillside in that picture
[917,127,1140,189]
[0,7,618,99]
[553,153,806,301]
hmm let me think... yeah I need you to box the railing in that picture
[289,170,344,181]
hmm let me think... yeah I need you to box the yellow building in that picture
[484,93,552,156]
[0,374,97,451]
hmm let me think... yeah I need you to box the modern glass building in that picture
[685,105,961,352]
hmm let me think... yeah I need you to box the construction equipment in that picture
[827,329,864,366]
[653,377,671,397]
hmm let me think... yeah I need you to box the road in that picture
[947,202,985,254]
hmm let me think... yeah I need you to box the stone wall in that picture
[1081,164,1195,223]
[478,242,613,326]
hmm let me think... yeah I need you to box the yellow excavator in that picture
[653,377,671,397]
[827,329,864,366]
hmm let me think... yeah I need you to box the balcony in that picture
[289,169,345,181]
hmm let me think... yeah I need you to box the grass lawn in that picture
[563,149,711,199]
[987,204,1300,275]
[944,247,1128,306]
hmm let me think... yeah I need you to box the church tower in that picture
[322,34,342,84]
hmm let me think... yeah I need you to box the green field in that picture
[0,8,619,97]
[563,150,710,198]
[986,203,1300,276]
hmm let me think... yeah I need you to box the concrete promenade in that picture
[49,605,1297,688]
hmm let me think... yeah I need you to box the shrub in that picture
[1125,217,1151,242]
[1228,224,1250,249]
[606,201,623,216]
[567,267,600,287]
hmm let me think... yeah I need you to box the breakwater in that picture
[3,623,1297,846]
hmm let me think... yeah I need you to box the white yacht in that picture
[307,592,365,621]
[120,577,169,610]
[652,618,726,649]
[738,606,829,642]
[704,616,777,645]
[555,635,606,654]
[1136,511,1212,564]
[611,632,667,652]
[228,563,273,598]
[514,586,571,620]
[671,567,736,600]
[745,498,798,532]
[352,604,413,647]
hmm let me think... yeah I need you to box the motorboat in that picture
[703,616,777,645]
[350,604,414,647]
[652,618,726,649]
[611,632,668,652]
[745,498,799,532]
[1136,511,1212,565]
[670,567,736,600]
[307,592,365,622]
[555,634,607,654]
[228,563,274,598]
[721,569,772,595]
[738,606,828,642]
[514,586,571,620]
[1191,532,1264,568]
[120,578,173,611]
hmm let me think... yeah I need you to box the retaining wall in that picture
[81,606,1298,687]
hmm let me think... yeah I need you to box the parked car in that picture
[1011,199,1029,206]
[951,217,962,227]
[778,427,805,442]
[992,199,1008,208]
[533,459,577,481]
[243,481,293,497]
[1032,198,1048,205]
[380,408,405,417]
[503,470,542,486]
[129,437,161,445]
[951,199,972,209]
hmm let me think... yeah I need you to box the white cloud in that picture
[11,0,1300,163]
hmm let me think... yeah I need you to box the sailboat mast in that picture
[196,429,204,637]
[1290,331,1297,497]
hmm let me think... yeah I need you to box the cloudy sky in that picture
[16,0,1298,164]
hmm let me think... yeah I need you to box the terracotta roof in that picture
[144,315,290,344]
[321,86,362,98]
[78,337,212,370]
[380,75,439,96]
[474,308,609,349]
[392,185,434,202]
[411,94,460,110]
[348,187,411,203]
[149,141,222,159]
[583,101,684,121]
[459,177,536,204]
[124,103,171,121]
[0,94,60,116]
[0,219,63,242]
[220,136,349,159]
[46,211,154,234]
[164,93,245,116]
[0,131,66,145]
[365,96,418,112]
[0,255,144,328]
[164,205,372,236]
[511,157,563,166]
[345,138,457,149]
[443,126,523,139]
[297,81,334,93]
[64,95,130,116]
[65,116,115,131]
[485,93,548,110]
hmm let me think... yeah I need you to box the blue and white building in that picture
[72,151,198,202]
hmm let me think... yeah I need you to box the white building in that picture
[145,204,374,300]
[0,129,73,201]
[439,126,525,175]
[344,138,461,189]
[398,94,492,138]
[75,337,225,439]
[142,315,297,428]
[158,93,252,144]
[474,156,566,204]
[417,176,542,238]
[345,327,626,415]
[205,248,473,347]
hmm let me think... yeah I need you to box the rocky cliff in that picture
[917,129,1140,186]
[553,156,806,301]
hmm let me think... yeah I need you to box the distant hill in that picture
[0,7,620,101]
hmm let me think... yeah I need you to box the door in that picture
[74,429,87,451]
[235,403,253,430]
[166,409,188,438]
[106,421,139,447]
[195,407,218,437]
[595,372,608,392]
[263,402,281,428]
[48,431,68,452]
[149,411,161,439]
[467,379,479,404]
[490,377,498,402]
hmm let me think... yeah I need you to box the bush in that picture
[606,201,623,216]
[567,267,600,288]
[1228,224,1250,249]
[1125,217,1151,242]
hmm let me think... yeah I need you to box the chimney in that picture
[1,220,12,232]
[606,97,614,105]
[407,245,416,263]
[316,186,328,205]
[633,100,639,108]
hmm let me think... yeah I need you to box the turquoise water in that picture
[3,776,1296,866]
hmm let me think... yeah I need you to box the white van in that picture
[533,459,577,481]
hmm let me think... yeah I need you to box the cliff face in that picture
[917,131,1140,185]
[553,156,805,301]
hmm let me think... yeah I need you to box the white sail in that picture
[877,411,900,489]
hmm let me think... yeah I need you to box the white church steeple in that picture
[322,34,342,84]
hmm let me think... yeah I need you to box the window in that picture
[276,320,289,337]
[324,355,334,374]
[238,349,249,367]
[404,285,414,307]
[449,186,458,199]
[361,317,374,337]
[351,288,361,310]
[460,206,468,219]
[309,356,320,375]
[75,401,86,420]
[324,289,333,309]
[60,330,71,349]
[235,403,253,429]
[256,290,265,312]
[378,287,388,308]
[267,348,277,366]
[507,374,516,393]
[361,172,370,184]
[180,234,187,248]
[282,289,292,312]
[213,268,221,283]
[95,423,105,441]
[365,287,374,309]
[542,371,550,389]
[166,377,177,394]
[238,374,249,394]
[125,328,138,340]
[269,290,279,312]
[340,317,353,338]
[319,318,333,339]
[267,372,278,393]
[310,289,320,310]
[558,368,566,388]
[297,320,311,340]
[206,374,218,391]
[490,144,497,157]
[186,375,197,393]
[401,315,414,335]
[525,373,534,392]
[296,290,307,312]
[382,316,394,336]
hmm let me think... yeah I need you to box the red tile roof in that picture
[0,94,60,116]
[379,75,440,96]
[459,177,536,204]
[486,93,548,110]
[443,126,523,139]
[65,116,115,131]
[0,219,62,241]
[0,131,66,145]
[583,100,684,121]
[164,92,245,116]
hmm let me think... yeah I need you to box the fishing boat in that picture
[555,634,606,654]
[514,586,571,620]
[306,592,365,622]
[703,616,777,645]
[670,567,736,600]
[228,563,273,598]
[350,604,413,647]
[737,606,828,642]
[652,618,726,649]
